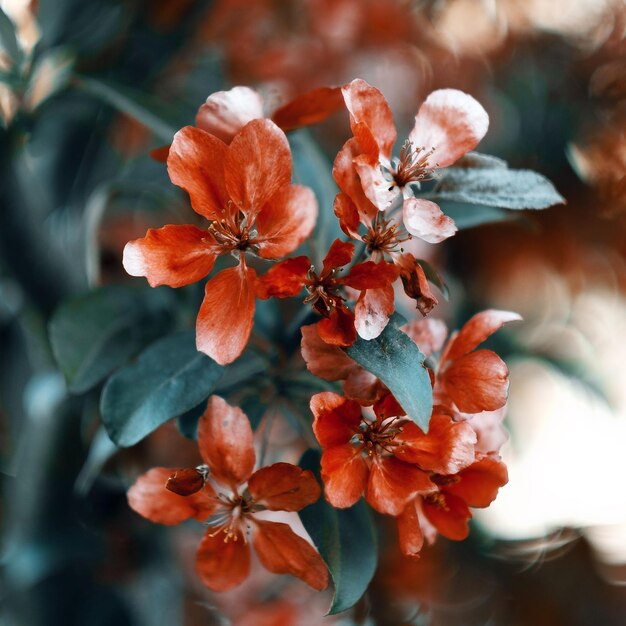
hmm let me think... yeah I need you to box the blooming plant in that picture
[50,79,564,614]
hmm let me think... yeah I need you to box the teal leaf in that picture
[345,324,432,432]
[299,450,377,614]
[101,331,223,447]
[0,8,21,65]
[49,286,174,394]
[439,201,516,230]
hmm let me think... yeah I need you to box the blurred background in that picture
[1,0,626,624]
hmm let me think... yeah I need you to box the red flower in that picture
[310,392,476,516]
[127,395,328,592]
[123,119,317,364]
[335,79,489,243]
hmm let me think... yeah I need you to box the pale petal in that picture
[402,198,457,244]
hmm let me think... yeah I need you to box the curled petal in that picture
[168,126,229,221]
[196,264,256,365]
[333,192,362,239]
[123,225,218,288]
[196,86,264,144]
[395,415,476,474]
[317,306,357,347]
[400,318,448,358]
[443,309,522,362]
[256,256,310,299]
[320,444,368,508]
[354,285,395,340]
[224,119,292,220]
[248,463,321,511]
[271,85,344,132]
[196,530,251,591]
[402,198,457,244]
[311,392,362,448]
[442,349,509,413]
[445,456,508,508]
[322,239,355,273]
[422,493,471,541]
[398,255,439,316]
[354,152,400,210]
[127,467,216,525]
[342,79,397,159]
[366,457,436,516]
[198,395,256,487]
[253,520,329,590]
[255,184,318,258]
[409,89,489,168]
[301,324,360,381]
[397,501,424,558]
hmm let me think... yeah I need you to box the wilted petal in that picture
[402,198,457,244]
[224,119,292,220]
[198,395,256,487]
[301,324,360,381]
[271,85,344,132]
[422,493,471,541]
[320,444,368,508]
[443,310,522,361]
[253,520,329,590]
[256,256,310,299]
[168,126,229,220]
[196,264,256,365]
[409,89,489,168]
[311,392,362,448]
[342,79,397,159]
[127,467,216,525]
[445,456,508,508]
[442,349,509,413]
[248,463,320,511]
[367,457,436,516]
[398,255,439,316]
[196,86,264,144]
[397,501,424,558]
[123,225,218,288]
[255,184,318,258]
[344,368,385,405]
[400,318,448,357]
[355,285,395,340]
[196,530,251,591]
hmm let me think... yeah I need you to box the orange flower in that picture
[310,392,476,516]
[123,119,317,364]
[127,395,328,592]
[335,79,489,243]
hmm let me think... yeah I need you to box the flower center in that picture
[357,417,405,457]
[424,492,449,510]
[208,209,257,252]
[303,266,344,317]
[362,214,412,257]
[206,491,256,543]
[391,140,437,188]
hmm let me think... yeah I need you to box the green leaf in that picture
[76,76,178,143]
[345,324,433,432]
[49,286,174,394]
[101,331,223,447]
[0,8,21,65]
[299,450,377,614]
[439,201,516,230]
[433,167,565,210]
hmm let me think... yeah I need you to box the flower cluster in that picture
[123,79,520,593]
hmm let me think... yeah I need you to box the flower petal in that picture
[400,318,448,358]
[317,306,357,347]
[342,79,397,159]
[224,119,292,220]
[344,368,386,405]
[127,467,216,525]
[402,198,457,244]
[366,457,436,516]
[397,254,439,316]
[255,256,310,299]
[395,415,476,474]
[168,126,229,220]
[310,391,362,448]
[322,238,355,273]
[344,260,399,291]
[248,463,321,511]
[441,349,509,413]
[409,89,489,168]
[255,184,318,258]
[354,152,400,210]
[196,264,256,365]
[198,395,256,487]
[253,520,329,590]
[422,493,471,540]
[354,285,395,340]
[445,456,508,508]
[271,85,344,132]
[320,443,368,508]
[195,86,264,144]
[333,192,362,239]
[301,324,360,381]
[196,530,251,591]
[397,501,424,558]
[443,309,522,362]
[123,225,218,288]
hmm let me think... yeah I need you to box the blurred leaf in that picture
[76,76,177,143]
[432,166,565,210]
[74,426,117,495]
[417,258,449,300]
[345,324,432,432]
[25,48,74,111]
[299,449,377,615]
[101,331,223,447]
[176,400,207,440]
[455,151,508,169]
[0,8,21,65]
[439,201,516,230]
[49,285,174,394]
